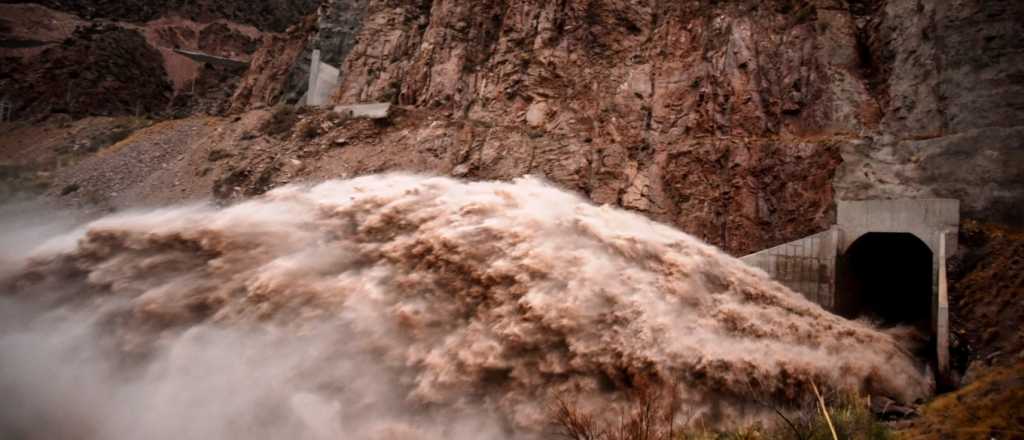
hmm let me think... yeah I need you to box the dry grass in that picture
[551,386,688,440]
[96,117,185,157]
[898,362,1024,440]
[789,394,893,440]
[549,384,893,440]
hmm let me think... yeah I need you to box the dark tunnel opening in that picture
[837,232,934,333]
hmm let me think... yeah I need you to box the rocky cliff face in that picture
[264,0,1017,254]
[837,0,1024,227]
[229,15,317,112]
[287,0,869,253]
[6,0,1022,255]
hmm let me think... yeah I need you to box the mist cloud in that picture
[0,174,931,439]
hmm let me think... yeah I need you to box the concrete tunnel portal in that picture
[741,199,960,379]
[836,232,934,332]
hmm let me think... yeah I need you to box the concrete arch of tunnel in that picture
[741,199,960,381]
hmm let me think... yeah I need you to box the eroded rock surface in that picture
[837,0,1024,228]
[301,0,1021,252]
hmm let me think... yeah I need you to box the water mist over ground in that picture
[0,174,931,439]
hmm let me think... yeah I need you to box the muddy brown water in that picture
[0,174,932,439]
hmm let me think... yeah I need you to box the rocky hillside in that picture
[2,0,1024,254]
[1,1,1021,436]
[0,2,299,119]
[2,23,173,118]
[224,0,1023,254]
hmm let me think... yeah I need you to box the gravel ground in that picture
[48,117,222,210]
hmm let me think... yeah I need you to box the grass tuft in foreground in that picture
[549,384,892,440]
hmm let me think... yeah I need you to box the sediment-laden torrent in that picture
[0,174,930,439]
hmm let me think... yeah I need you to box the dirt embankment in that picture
[889,222,1024,439]
[141,17,262,115]
[0,116,152,199]
[950,222,1024,373]
[0,3,83,56]
[901,361,1024,440]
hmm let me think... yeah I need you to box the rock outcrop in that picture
[285,0,874,253]
[229,15,317,112]
[279,0,1021,253]
[7,0,1023,255]
[837,0,1024,228]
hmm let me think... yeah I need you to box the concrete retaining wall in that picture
[741,229,838,310]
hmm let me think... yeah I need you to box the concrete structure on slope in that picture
[172,49,250,69]
[741,199,960,380]
[306,49,340,107]
[333,102,390,119]
[741,229,839,310]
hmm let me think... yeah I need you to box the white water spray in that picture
[0,174,930,439]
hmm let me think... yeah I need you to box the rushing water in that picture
[0,174,930,439]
